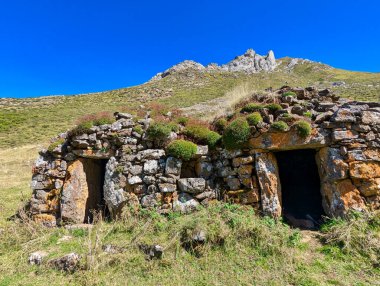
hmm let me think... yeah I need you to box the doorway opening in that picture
[275,149,324,229]
[83,159,109,223]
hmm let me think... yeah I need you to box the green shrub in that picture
[133,125,144,135]
[168,122,179,132]
[295,120,312,137]
[271,121,288,131]
[283,91,296,97]
[47,138,65,153]
[206,131,222,148]
[246,112,263,126]
[265,103,283,112]
[241,103,264,113]
[222,117,250,150]
[303,111,312,118]
[146,122,172,140]
[68,121,93,137]
[184,125,221,148]
[92,117,114,126]
[214,118,228,132]
[176,117,189,126]
[166,139,197,161]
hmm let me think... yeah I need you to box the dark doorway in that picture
[83,159,108,223]
[275,149,324,229]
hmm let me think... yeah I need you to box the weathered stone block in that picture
[158,183,177,193]
[255,152,282,218]
[178,178,206,194]
[349,161,380,179]
[165,157,182,176]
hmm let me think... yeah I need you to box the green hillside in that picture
[0,57,379,148]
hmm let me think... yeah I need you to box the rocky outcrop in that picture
[221,49,276,73]
[150,49,277,81]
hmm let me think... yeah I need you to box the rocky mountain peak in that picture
[150,49,277,81]
[221,49,276,73]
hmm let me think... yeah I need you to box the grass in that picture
[1,58,379,149]
[0,147,379,285]
[0,57,380,285]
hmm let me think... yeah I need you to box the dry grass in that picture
[0,145,379,285]
[0,144,40,190]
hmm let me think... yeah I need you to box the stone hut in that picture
[29,87,380,227]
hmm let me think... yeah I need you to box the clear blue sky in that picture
[1,0,379,98]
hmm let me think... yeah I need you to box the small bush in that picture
[68,121,93,137]
[176,117,189,126]
[166,139,197,161]
[241,103,264,113]
[295,120,312,137]
[271,121,288,131]
[283,91,296,97]
[246,112,263,126]
[184,125,221,148]
[222,117,250,150]
[133,125,144,135]
[303,111,312,118]
[146,122,172,140]
[265,103,283,112]
[92,117,114,126]
[214,118,228,132]
[206,131,222,148]
[47,138,65,153]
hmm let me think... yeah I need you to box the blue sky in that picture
[0,1,379,98]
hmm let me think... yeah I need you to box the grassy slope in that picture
[0,58,379,149]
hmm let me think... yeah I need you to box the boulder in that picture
[322,179,366,217]
[141,193,162,208]
[143,160,159,174]
[255,152,282,218]
[352,178,380,197]
[195,161,213,179]
[349,161,380,179]
[332,130,359,142]
[158,183,177,193]
[316,147,348,182]
[48,253,81,273]
[103,157,127,217]
[173,193,200,213]
[226,177,241,190]
[165,157,182,176]
[61,159,102,223]
[28,251,48,265]
[331,109,356,123]
[362,111,380,125]
[139,149,165,160]
[138,244,163,260]
[177,178,206,194]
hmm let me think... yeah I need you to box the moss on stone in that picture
[222,117,251,150]
[271,121,288,131]
[246,112,263,126]
[166,139,197,161]
[295,120,312,137]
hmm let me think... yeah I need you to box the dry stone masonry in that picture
[29,87,380,226]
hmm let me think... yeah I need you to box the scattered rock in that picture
[48,253,81,272]
[28,251,48,265]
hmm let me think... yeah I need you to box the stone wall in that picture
[29,87,380,226]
